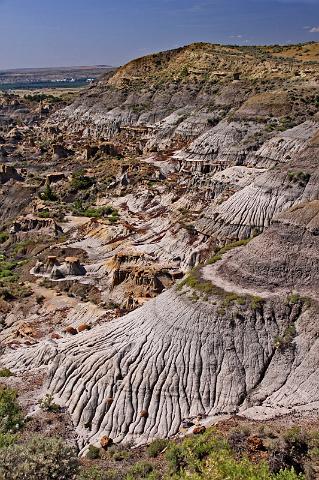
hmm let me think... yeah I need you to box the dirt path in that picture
[201,251,319,302]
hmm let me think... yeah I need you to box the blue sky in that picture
[1,0,319,69]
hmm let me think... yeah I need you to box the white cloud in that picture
[309,26,319,32]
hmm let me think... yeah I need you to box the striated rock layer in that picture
[5,202,319,448]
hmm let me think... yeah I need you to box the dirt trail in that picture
[201,251,319,302]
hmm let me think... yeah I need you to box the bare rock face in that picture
[174,120,263,173]
[32,256,86,280]
[235,91,292,119]
[0,165,23,184]
[46,172,66,184]
[33,256,60,275]
[217,201,319,295]
[10,216,63,238]
[59,257,86,277]
[52,144,73,161]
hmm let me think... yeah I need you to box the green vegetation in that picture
[177,265,265,311]
[274,324,297,350]
[78,466,116,480]
[72,200,119,222]
[287,171,310,186]
[0,232,9,244]
[287,293,302,305]
[0,368,14,378]
[223,292,247,307]
[39,183,58,201]
[147,438,169,458]
[0,436,79,480]
[0,260,18,280]
[182,452,302,479]
[86,445,101,460]
[0,386,24,433]
[285,293,311,310]
[13,240,36,255]
[38,208,52,218]
[0,432,16,449]
[24,93,61,104]
[126,461,157,479]
[163,429,303,479]
[176,267,217,295]
[251,295,265,310]
[207,238,252,265]
[39,393,60,413]
[70,170,95,191]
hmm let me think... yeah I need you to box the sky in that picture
[1,0,319,69]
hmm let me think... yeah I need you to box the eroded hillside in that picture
[0,42,318,476]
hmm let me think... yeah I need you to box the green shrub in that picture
[85,444,101,459]
[39,393,60,413]
[251,296,265,310]
[0,260,18,280]
[38,209,52,218]
[0,368,14,378]
[176,268,216,295]
[165,430,226,474]
[0,436,79,480]
[71,201,119,221]
[183,448,304,479]
[286,293,302,305]
[222,293,247,308]
[287,171,310,186]
[0,433,16,449]
[207,239,252,265]
[0,232,9,244]
[39,183,58,201]
[147,438,169,457]
[78,466,117,480]
[13,240,35,255]
[126,461,156,479]
[207,254,222,265]
[70,170,95,191]
[274,325,296,350]
[110,449,131,461]
[0,386,24,433]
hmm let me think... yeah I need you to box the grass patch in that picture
[176,267,218,296]
[164,428,304,479]
[222,293,247,308]
[70,169,95,192]
[0,260,18,280]
[0,369,14,378]
[0,232,9,245]
[147,439,169,458]
[251,296,265,310]
[71,200,119,221]
[274,324,297,350]
[125,461,156,479]
[207,238,252,265]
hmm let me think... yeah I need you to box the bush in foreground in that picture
[0,436,79,480]
[0,386,24,433]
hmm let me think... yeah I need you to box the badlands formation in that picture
[0,42,319,452]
